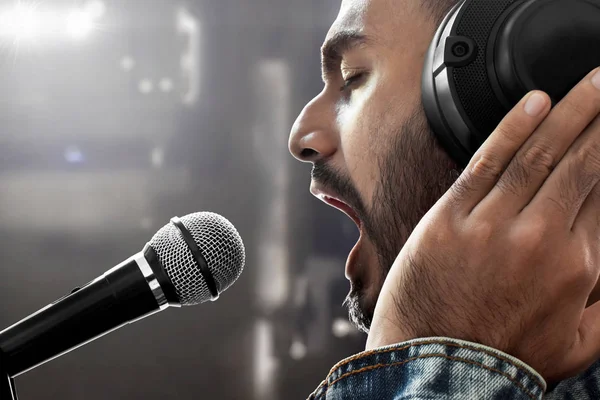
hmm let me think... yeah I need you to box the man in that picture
[288,0,600,398]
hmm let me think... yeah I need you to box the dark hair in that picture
[421,0,461,26]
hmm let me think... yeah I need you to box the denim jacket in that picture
[308,337,600,399]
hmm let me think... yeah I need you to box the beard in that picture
[313,103,462,333]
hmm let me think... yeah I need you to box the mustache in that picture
[311,161,366,216]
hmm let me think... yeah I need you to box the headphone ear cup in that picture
[493,0,600,106]
[422,0,600,168]
[421,0,472,168]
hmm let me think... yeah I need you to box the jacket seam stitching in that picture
[328,339,542,387]
[325,353,539,400]
[310,379,328,399]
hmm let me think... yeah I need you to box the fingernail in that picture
[592,68,600,90]
[524,93,547,117]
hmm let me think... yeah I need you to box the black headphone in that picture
[421,0,600,168]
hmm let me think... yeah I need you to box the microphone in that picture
[0,212,245,378]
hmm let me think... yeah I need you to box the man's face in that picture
[288,0,462,333]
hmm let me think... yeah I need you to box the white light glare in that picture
[85,0,106,19]
[138,79,154,94]
[289,338,307,360]
[120,56,135,71]
[65,9,94,40]
[159,78,173,92]
[0,4,41,39]
[0,1,106,42]
[151,147,164,167]
[332,318,354,338]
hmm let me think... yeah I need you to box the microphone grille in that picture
[149,212,245,306]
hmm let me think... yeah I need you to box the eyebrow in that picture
[321,31,370,82]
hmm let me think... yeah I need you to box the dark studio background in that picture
[0,0,366,399]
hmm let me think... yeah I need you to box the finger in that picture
[562,300,600,379]
[478,67,600,218]
[586,273,600,307]
[528,113,600,230]
[573,120,600,234]
[446,91,550,213]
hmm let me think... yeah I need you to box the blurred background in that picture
[0,0,366,398]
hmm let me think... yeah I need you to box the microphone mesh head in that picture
[148,212,245,306]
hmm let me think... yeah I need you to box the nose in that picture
[288,91,338,163]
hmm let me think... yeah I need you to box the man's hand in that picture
[366,67,600,383]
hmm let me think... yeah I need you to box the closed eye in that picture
[340,72,365,92]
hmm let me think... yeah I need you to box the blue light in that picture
[64,146,84,163]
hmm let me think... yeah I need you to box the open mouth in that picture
[321,195,362,229]
[310,184,365,282]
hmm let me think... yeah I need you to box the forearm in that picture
[308,337,546,400]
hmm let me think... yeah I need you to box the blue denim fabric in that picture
[545,358,600,399]
[308,337,547,399]
[309,337,600,399]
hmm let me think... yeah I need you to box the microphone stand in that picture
[0,349,18,400]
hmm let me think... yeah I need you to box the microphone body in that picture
[0,211,245,380]
[0,245,178,377]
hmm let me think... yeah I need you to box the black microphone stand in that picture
[0,349,18,400]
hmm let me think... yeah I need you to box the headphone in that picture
[421,0,600,168]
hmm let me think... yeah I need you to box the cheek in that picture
[337,84,398,204]
[339,123,378,204]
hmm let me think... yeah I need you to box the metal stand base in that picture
[0,351,17,400]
